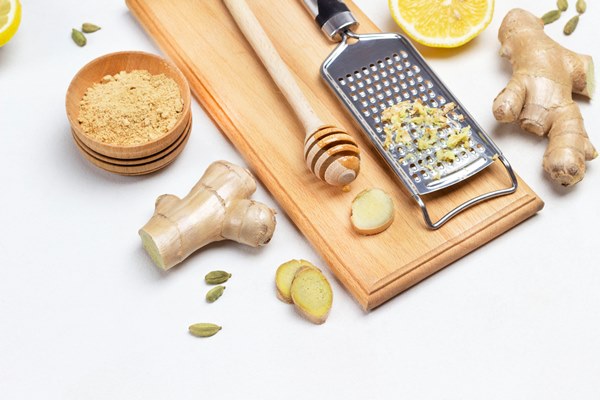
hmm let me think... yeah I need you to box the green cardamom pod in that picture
[576,0,586,14]
[557,0,569,11]
[205,270,232,284]
[82,23,101,33]
[71,29,86,47]
[206,285,225,303]
[541,10,562,24]
[563,15,579,35]
[188,323,222,337]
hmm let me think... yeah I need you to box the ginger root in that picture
[493,8,597,186]
[139,160,276,270]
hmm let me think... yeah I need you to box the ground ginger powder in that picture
[78,70,183,146]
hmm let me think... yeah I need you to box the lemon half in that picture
[389,0,494,48]
[0,0,21,47]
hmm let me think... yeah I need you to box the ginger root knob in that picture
[139,161,276,270]
[492,8,597,186]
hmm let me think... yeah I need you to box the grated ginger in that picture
[417,128,438,150]
[436,148,456,162]
[381,99,472,162]
[447,126,472,149]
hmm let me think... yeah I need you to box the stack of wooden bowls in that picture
[66,51,192,175]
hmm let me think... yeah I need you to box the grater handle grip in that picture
[224,0,324,133]
[301,0,358,41]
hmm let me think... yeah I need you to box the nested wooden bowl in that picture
[66,51,192,161]
[71,117,192,167]
[71,119,192,176]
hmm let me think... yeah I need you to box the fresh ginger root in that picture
[139,161,277,270]
[493,8,597,186]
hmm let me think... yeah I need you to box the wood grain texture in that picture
[126,0,544,310]
[223,0,323,133]
[222,0,361,187]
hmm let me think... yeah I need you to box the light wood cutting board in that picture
[126,0,544,310]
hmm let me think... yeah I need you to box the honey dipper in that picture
[223,0,360,186]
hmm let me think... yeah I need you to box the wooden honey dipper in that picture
[223,0,360,186]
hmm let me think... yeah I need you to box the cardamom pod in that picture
[541,10,562,24]
[557,0,569,11]
[206,285,225,303]
[188,323,222,337]
[82,23,101,33]
[563,15,579,35]
[576,0,586,14]
[71,29,86,47]
[205,270,232,284]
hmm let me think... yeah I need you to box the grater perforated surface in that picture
[321,33,499,196]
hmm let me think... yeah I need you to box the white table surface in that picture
[1,1,598,398]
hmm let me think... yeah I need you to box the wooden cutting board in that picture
[126,0,544,310]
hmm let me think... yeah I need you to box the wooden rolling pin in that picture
[223,0,360,186]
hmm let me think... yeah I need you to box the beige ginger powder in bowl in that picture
[78,70,184,147]
[66,51,191,161]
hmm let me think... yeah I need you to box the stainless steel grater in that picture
[302,0,518,229]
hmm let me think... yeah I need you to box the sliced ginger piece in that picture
[350,188,395,235]
[275,259,318,303]
[290,266,333,325]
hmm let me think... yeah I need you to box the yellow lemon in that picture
[388,0,494,48]
[0,0,21,47]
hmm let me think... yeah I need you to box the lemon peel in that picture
[0,0,21,47]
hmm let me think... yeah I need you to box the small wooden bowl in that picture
[72,119,192,176]
[71,117,192,167]
[66,51,191,160]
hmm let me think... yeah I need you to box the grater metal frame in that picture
[320,30,518,229]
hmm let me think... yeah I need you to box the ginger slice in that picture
[275,259,318,303]
[350,188,395,235]
[290,266,333,325]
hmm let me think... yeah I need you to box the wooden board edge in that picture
[360,193,544,310]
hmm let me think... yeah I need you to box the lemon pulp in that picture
[388,0,494,48]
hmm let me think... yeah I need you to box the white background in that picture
[1,1,599,398]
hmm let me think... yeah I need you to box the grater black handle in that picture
[301,0,359,41]
[314,0,350,26]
